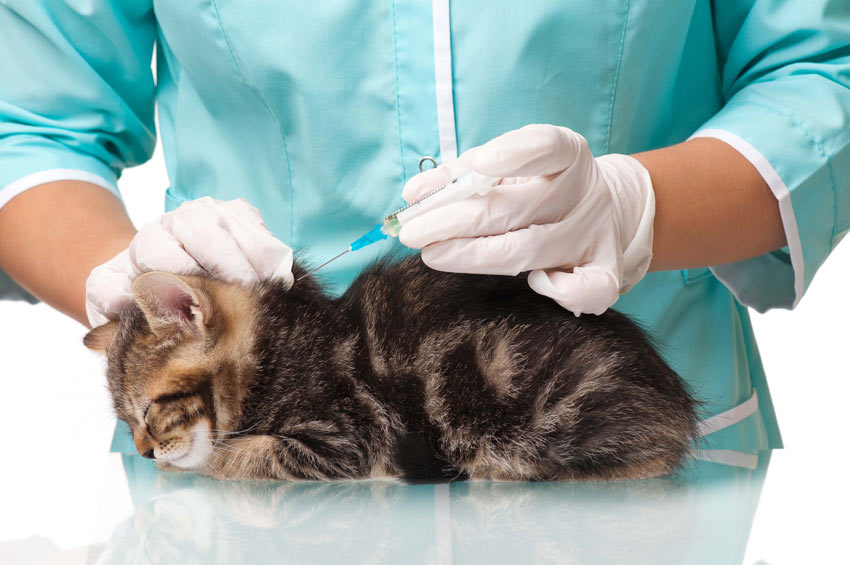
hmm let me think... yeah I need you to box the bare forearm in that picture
[633,137,786,271]
[0,181,136,325]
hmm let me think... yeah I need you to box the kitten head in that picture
[84,272,259,469]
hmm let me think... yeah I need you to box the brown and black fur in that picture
[85,255,698,482]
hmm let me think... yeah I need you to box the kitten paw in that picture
[156,461,191,473]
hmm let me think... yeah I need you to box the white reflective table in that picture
[1,297,847,565]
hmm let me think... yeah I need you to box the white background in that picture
[0,131,848,564]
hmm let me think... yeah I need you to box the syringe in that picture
[299,172,497,279]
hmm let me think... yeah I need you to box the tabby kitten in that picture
[84,256,698,482]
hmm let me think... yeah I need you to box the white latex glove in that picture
[85,197,294,327]
[399,124,655,316]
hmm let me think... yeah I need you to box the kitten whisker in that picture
[209,443,273,458]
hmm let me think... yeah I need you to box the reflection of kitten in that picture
[99,454,767,565]
[85,256,697,481]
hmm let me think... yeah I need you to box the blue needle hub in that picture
[349,224,388,251]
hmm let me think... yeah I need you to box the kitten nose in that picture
[141,448,155,459]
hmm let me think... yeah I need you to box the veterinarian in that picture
[0,1,848,460]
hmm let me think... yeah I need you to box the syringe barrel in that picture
[381,215,403,237]
[382,172,494,236]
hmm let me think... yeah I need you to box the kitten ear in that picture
[83,321,119,353]
[131,272,211,339]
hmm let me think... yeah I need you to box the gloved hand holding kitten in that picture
[400,124,656,316]
[85,197,294,327]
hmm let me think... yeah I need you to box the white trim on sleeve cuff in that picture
[689,128,805,308]
[0,168,119,211]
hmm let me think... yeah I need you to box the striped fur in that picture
[85,255,698,482]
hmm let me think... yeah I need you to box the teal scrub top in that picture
[2,1,850,454]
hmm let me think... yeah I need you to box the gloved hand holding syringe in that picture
[297,171,498,279]
[305,125,656,316]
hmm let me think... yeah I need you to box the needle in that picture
[297,249,350,281]
[295,172,494,283]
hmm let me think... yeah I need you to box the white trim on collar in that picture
[432,0,458,164]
